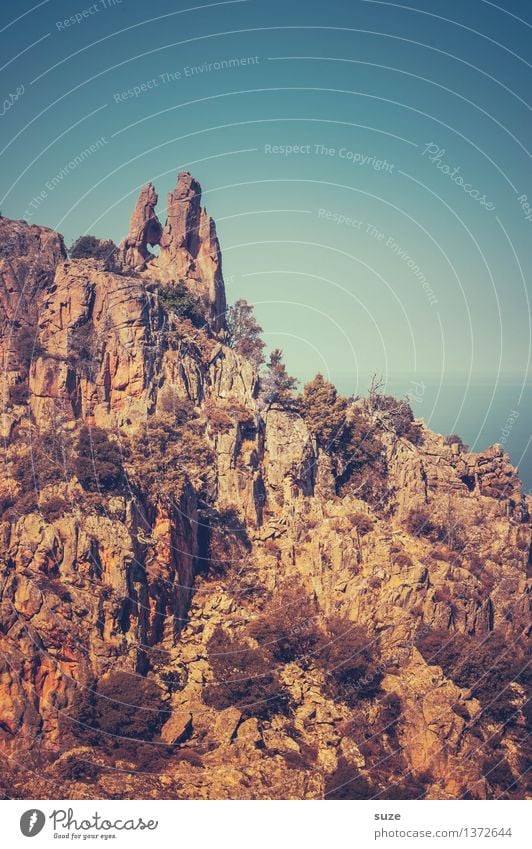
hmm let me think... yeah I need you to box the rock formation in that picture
[119,172,227,333]
[119,182,162,270]
[0,217,66,390]
[0,180,529,801]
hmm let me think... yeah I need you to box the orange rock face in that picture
[0,177,530,801]
[119,182,162,270]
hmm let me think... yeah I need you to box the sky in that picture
[0,0,531,486]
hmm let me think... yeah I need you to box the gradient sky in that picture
[1,0,531,482]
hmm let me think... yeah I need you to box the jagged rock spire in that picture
[160,171,202,258]
[120,182,162,269]
[121,172,227,332]
[158,171,227,332]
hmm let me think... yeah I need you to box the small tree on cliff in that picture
[300,373,349,451]
[368,373,421,444]
[226,299,265,367]
[259,348,298,408]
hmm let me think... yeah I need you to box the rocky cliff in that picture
[0,174,530,800]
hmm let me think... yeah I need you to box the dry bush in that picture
[75,425,125,493]
[12,325,44,370]
[8,382,29,405]
[1,425,76,520]
[406,507,466,552]
[317,618,383,705]
[416,629,526,726]
[433,586,453,604]
[203,398,234,433]
[128,413,214,504]
[350,512,374,535]
[62,671,170,769]
[369,390,423,445]
[445,433,469,452]
[405,506,437,538]
[325,757,374,799]
[40,496,70,522]
[393,552,414,568]
[482,755,516,796]
[263,538,281,556]
[203,627,291,720]
[202,506,251,577]
[247,583,322,664]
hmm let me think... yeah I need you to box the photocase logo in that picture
[20,810,46,837]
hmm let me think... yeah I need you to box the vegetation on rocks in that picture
[226,298,265,367]
[204,627,291,720]
[259,348,298,407]
[0,179,529,802]
[69,235,118,264]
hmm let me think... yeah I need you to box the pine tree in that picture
[226,299,265,367]
[300,373,348,450]
[259,348,298,408]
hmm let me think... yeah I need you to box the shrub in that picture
[204,397,254,435]
[369,389,422,444]
[350,512,374,536]
[55,753,101,783]
[263,538,281,556]
[174,749,205,768]
[405,506,437,538]
[67,321,99,376]
[482,756,516,793]
[158,281,205,326]
[416,628,525,726]
[36,576,72,603]
[8,382,29,405]
[393,552,414,568]
[406,506,466,552]
[298,375,389,506]
[339,409,387,502]
[69,235,117,263]
[325,757,374,800]
[203,627,291,720]
[223,555,265,605]
[40,496,69,522]
[156,392,195,424]
[317,618,383,704]
[247,583,322,664]
[433,585,452,604]
[74,425,125,493]
[300,374,349,451]
[201,506,251,577]
[2,424,76,520]
[445,433,469,452]
[63,671,169,767]
[203,398,234,433]
[128,413,214,503]
[12,325,44,370]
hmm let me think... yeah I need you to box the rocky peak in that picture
[120,182,162,270]
[120,172,227,333]
[160,171,202,258]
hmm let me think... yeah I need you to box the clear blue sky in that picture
[1,0,531,482]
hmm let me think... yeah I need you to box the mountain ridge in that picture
[0,172,529,800]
